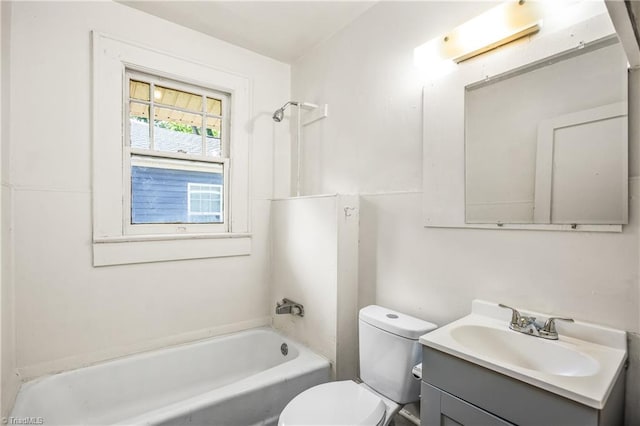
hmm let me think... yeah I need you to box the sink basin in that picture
[419,300,627,409]
[450,324,599,377]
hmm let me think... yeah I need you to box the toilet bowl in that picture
[278,381,394,426]
[278,305,437,426]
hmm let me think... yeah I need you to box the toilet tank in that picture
[359,305,437,404]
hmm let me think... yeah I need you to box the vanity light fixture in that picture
[414,0,543,78]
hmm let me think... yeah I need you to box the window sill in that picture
[92,233,252,266]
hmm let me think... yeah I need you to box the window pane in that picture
[154,85,202,111]
[131,156,223,224]
[206,116,222,156]
[129,102,150,149]
[188,183,222,218]
[206,97,222,115]
[130,80,150,101]
[153,107,203,155]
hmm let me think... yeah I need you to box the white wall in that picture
[358,189,639,330]
[293,2,493,196]
[293,0,639,332]
[6,1,289,380]
[271,195,359,380]
[292,0,639,420]
[1,0,19,417]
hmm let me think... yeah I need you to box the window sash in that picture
[125,70,229,160]
[123,69,231,235]
[124,155,229,235]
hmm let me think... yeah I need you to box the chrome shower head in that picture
[272,101,299,122]
[272,108,285,122]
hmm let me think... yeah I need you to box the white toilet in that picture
[278,305,437,426]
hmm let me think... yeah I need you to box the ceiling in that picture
[118,1,377,63]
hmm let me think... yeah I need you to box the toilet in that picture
[278,305,437,426]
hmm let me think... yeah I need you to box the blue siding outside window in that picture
[131,166,223,224]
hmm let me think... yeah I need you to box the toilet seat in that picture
[278,380,386,426]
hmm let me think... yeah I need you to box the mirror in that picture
[464,38,628,225]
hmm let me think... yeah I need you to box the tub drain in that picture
[281,343,288,356]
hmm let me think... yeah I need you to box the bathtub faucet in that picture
[276,298,304,317]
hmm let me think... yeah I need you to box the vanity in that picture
[419,301,627,426]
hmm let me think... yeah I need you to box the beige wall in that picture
[6,1,289,380]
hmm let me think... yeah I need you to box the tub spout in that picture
[276,298,304,317]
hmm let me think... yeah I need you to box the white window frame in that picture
[92,32,251,266]
[125,70,230,235]
[187,183,223,217]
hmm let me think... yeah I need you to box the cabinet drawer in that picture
[422,382,513,426]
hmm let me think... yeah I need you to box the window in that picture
[125,71,229,234]
[188,183,223,218]
[92,33,251,266]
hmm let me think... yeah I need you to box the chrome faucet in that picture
[540,316,575,339]
[499,304,540,336]
[276,298,304,317]
[498,304,573,340]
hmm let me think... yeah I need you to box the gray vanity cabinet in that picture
[422,382,513,426]
[420,347,625,426]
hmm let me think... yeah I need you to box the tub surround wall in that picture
[6,1,289,380]
[335,195,360,380]
[291,1,639,423]
[271,195,359,380]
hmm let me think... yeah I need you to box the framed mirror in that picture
[465,38,628,225]
[423,3,628,232]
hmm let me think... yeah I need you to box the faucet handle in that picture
[498,303,521,325]
[542,317,574,334]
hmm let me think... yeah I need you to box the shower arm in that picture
[278,101,318,111]
[280,101,299,110]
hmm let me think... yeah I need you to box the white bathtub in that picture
[11,327,330,425]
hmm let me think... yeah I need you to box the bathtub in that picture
[10,327,330,425]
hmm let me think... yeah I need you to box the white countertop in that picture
[419,300,627,409]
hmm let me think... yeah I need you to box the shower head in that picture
[272,108,284,123]
[272,101,299,122]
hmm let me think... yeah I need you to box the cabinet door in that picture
[422,382,513,426]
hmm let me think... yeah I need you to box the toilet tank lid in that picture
[359,305,437,340]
